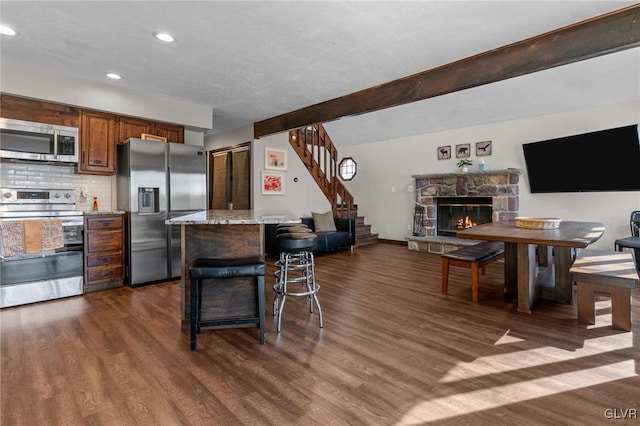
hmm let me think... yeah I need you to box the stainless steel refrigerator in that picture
[117,138,206,286]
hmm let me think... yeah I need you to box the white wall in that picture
[339,101,640,250]
[204,126,253,151]
[206,128,333,217]
[251,133,331,217]
[1,60,212,131]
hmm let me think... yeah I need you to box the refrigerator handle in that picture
[134,212,165,217]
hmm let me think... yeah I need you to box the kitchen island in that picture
[166,210,300,328]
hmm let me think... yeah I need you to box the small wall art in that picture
[437,145,451,160]
[265,147,287,170]
[455,143,471,158]
[476,140,492,156]
[261,171,285,195]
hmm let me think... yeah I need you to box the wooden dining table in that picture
[456,220,605,313]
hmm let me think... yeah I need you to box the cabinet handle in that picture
[101,221,110,227]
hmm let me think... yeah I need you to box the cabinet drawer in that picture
[87,251,123,267]
[87,216,123,230]
[86,265,123,284]
[87,230,123,253]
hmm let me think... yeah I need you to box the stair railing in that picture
[288,124,354,217]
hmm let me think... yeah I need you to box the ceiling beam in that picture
[254,4,640,139]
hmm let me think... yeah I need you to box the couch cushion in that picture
[312,211,337,232]
[313,231,351,252]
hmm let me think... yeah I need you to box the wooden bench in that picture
[570,249,638,331]
[441,241,505,302]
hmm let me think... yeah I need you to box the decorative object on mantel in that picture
[456,158,473,173]
[515,217,562,229]
[476,141,492,156]
[478,158,488,171]
[455,143,471,158]
[437,145,451,160]
[141,133,167,142]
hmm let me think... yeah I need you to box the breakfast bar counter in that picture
[166,210,300,328]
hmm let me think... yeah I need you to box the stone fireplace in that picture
[408,169,521,253]
[436,196,493,236]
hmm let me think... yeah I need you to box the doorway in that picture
[209,142,251,210]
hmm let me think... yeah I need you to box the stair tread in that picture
[356,233,379,246]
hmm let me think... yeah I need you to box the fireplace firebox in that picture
[436,197,492,237]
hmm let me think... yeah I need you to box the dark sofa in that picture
[264,216,356,256]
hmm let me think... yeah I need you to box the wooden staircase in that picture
[289,124,378,247]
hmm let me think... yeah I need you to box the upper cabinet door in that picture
[79,110,116,175]
[117,116,152,143]
[0,94,80,127]
[153,122,184,143]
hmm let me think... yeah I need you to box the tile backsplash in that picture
[0,162,114,212]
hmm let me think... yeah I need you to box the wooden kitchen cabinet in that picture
[84,214,124,292]
[152,122,184,143]
[2,94,185,175]
[117,116,184,144]
[0,93,80,127]
[117,116,151,143]
[79,110,116,175]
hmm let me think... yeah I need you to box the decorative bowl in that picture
[514,217,562,229]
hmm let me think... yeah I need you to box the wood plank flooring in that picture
[2,242,639,425]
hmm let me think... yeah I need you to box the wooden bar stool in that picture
[188,256,266,350]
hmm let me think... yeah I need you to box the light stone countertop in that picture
[83,211,125,215]
[165,210,301,225]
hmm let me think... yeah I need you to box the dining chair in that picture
[614,210,640,272]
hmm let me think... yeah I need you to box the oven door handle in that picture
[61,220,84,227]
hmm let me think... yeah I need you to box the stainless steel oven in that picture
[0,188,83,308]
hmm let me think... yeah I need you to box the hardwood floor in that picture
[2,242,639,425]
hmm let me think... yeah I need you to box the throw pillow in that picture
[312,211,337,232]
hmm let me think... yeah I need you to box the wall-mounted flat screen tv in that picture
[522,124,640,193]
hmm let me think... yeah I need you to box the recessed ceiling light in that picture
[153,31,175,43]
[0,25,16,36]
[105,72,122,80]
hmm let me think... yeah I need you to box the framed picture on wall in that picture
[265,147,287,170]
[437,145,451,160]
[455,143,471,158]
[476,141,492,156]
[261,171,285,195]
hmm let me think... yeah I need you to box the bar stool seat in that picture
[189,256,266,351]
[273,232,322,333]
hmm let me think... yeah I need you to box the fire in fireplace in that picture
[436,197,493,237]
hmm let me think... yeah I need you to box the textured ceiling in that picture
[1,1,638,146]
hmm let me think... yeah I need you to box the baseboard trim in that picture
[377,238,406,245]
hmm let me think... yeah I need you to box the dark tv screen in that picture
[522,125,640,193]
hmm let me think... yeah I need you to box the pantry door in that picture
[209,142,251,210]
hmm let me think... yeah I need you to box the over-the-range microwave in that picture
[0,117,79,164]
